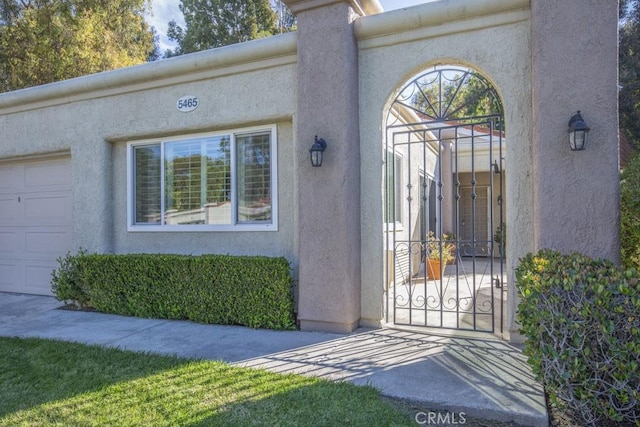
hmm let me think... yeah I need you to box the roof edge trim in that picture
[355,0,530,41]
[0,32,298,112]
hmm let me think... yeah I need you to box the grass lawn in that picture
[0,337,415,426]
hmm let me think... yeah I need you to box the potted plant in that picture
[425,231,455,280]
[443,231,457,264]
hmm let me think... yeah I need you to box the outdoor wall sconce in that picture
[568,111,590,151]
[309,136,327,167]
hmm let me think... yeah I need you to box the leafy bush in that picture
[621,153,640,270]
[516,250,640,426]
[51,249,91,308]
[51,253,296,330]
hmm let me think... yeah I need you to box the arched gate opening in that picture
[384,66,506,333]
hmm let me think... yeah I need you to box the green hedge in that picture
[52,252,296,330]
[621,153,640,270]
[516,250,640,426]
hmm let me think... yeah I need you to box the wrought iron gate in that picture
[384,67,505,333]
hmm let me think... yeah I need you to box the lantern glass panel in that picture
[310,150,323,167]
[570,130,587,151]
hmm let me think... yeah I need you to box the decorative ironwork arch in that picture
[388,66,503,128]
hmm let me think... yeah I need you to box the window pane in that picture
[385,153,393,223]
[164,136,231,225]
[134,145,161,224]
[395,155,402,222]
[236,133,272,223]
[203,136,232,224]
[130,127,276,230]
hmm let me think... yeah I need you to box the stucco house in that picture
[0,0,619,341]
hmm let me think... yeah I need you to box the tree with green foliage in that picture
[620,153,640,269]
[0,0,157,92]
[620,0,640,150]
[271,0,295,34]
[165,0,294,57]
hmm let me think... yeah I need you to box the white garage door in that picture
[0,157,72,295]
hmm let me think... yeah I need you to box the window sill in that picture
[384,222,404,232]
[127,223,278,232]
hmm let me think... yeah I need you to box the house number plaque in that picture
[176,95,199,112]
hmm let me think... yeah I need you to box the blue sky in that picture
[148,0,434,53]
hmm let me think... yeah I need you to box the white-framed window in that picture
[385,150,403,227]
[127,125,277,231]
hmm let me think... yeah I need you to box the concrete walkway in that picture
[0,293,548,426]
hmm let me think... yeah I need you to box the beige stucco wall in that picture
[356,0,533,336]
[0,33,299,265]
[531,0,620,262]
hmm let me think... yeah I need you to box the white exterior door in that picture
[0,157,72,295]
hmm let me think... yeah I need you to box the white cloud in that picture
[148,0,184,54]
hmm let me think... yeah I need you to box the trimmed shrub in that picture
[621,153,640,270]
[51,253,296,330]
[51,249,91,308]
[516,250,640,426]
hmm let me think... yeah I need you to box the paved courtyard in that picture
[387,258,507,334]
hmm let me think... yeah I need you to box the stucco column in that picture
[530,0,619,262]
[284,0,381,333]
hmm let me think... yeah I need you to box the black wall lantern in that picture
[309,136,327,167]
[568,111,590,151]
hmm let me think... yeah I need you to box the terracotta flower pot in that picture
[427,258,442,280]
